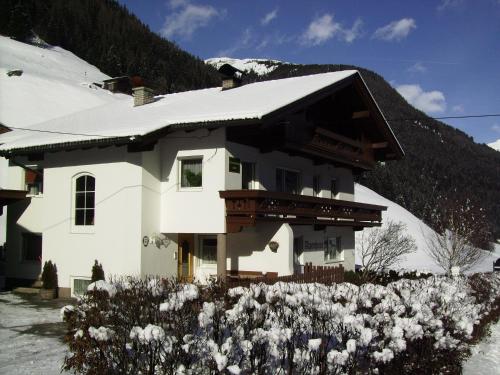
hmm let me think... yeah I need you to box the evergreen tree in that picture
[91,260,105,282]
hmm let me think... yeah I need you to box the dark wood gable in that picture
[226,73,403,171]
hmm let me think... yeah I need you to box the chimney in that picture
[218,64,245,91]
[132,86,155,106]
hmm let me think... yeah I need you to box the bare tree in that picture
[425,196,491,274]
[358,221,417,281]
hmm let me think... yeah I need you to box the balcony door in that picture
[276,168,300,194]
[178,234,194,282]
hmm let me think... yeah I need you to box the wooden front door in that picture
[178,234,194,282]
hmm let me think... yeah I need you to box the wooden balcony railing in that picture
[219,190,386,233]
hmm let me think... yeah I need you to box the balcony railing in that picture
[219,190,386,233]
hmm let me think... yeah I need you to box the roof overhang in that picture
[0,189,28,214]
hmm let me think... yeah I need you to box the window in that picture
[324,236,343,262]
[313,175,321,197]
[330,179,338,199]
[75,175,95,226]
[242,162,256,189]
[22,233,42,262]
[200,237,217,265]
[180,158,202,188]
[72,277,91,296]
[25,168,43,195]
[276,168,300,194]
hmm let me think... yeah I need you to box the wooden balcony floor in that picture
[219,190,387,233]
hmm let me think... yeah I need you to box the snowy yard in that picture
[0,292,68,375]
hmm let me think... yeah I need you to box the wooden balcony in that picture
[219,190,386,233]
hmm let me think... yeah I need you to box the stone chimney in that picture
[132,86,155,106]
[218,64,245,91]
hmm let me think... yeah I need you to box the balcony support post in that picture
[217,233,227,281]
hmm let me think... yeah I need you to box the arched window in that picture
[74,174,95,226]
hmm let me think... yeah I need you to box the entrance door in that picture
[178,234,194,282]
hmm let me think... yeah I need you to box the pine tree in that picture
[91,260,105,282]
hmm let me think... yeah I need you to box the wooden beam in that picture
[351,110,370,119]
[371,142,388,149]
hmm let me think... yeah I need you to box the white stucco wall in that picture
[160,128,226,234]
[226,141,354,199]
[227,223,294,276]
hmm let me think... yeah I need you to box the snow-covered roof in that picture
[0,70,362,152]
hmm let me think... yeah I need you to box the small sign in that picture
[229,157,240,173]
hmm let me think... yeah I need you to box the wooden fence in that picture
[226,263,344,288]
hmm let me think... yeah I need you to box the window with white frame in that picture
[276,168,300,194]
[324,236,343,262]
[180,158,203,188]
[74,174,95,226]
[199,237,217,265]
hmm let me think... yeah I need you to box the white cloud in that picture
[407,62,427,73]
[217,28,253,57]
[373,18,416,41]
[261,8,278,26]
[438,0,464,11]
[396,84,447,113]
[452,104,464,113]
[492,124,500,133]
[161,0,223,39]
[301,14,363,46]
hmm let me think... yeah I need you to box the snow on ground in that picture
[488,139,500,151]
[0,292,68,375]
[0,35,129,132]
[463,319,500,375]
[355,183,500,273]
[205,57,285,76]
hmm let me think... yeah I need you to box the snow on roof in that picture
[0,70,358,151]
[0,36,129,146]
[488,139,500,151]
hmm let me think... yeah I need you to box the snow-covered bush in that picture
[62,273,500,374]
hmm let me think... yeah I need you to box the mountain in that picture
[207,58,500,239]
[0,0,220,93]
[205,57,285,77]
[489,139,500,151]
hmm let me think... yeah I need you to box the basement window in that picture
[199,237,217,265]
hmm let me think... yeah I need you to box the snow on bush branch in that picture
[61,273,500,374]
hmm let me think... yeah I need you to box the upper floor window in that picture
[75,174,95,226]
[242,162,256,189]
[313,175,321,197]
[25,168,43,195]
[330,179,338,199]
[276,168,300,194]
[180,158,202,189]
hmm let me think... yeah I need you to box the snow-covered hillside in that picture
[488,139,500,151]
[205,57,285,76]
[355,183,499,273]
[0,36,128,131]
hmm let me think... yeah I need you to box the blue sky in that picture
[118,0,500,144]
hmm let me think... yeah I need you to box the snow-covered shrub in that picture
[62,273,500,374]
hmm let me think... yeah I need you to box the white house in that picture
[0,68,403,297]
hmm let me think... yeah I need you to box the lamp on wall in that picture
[144,233,171,249]
[268,241,279,252]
